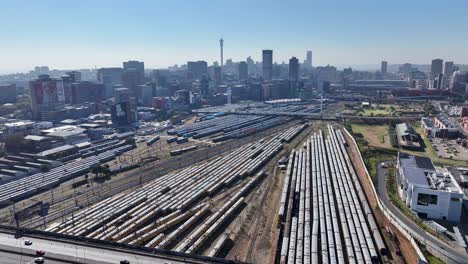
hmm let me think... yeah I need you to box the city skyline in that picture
[1,0,468,73]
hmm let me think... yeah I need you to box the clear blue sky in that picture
[1,0,468,73]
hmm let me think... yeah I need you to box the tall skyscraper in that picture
[444,61,454,88]
[238,61,248,81]
[111,88,137,127]
[262,50,273,81]
[97,67,123,84]
[123,60,145,100]
[306,51,312,68]
[219,38,224,72]
[289,57,299,82]
[29,74,65,120]
[431,59,443,79]
[214,66,222,84]
[187,61,208,80]
[381,61,388,75]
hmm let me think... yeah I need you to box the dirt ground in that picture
[341,127,420,264]
[351,123,392,148]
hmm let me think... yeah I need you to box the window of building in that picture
[451,197,460,202]
[417,193,438,206]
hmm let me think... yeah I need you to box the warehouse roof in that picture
[37,145,77,157]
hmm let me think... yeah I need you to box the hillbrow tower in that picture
[219,38,224,79]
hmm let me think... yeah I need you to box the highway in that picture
[377,161,468,263]
[0,231,205,264]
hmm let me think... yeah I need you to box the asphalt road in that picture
[1,251,64,264]
[0,232,186,264]
[377,161,468,263]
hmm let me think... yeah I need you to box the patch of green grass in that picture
[417,242,446,264]
[427,255,445,264]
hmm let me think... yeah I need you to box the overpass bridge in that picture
[0,225,243,264]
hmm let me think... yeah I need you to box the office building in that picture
[289,57,299,82]
[444,61,454,88]
[187,61,208,80]
[238,61,248,81]
[111,88,137,128]
[29,74,65,120]
[200,76,209,98]
[70,82,105,104]
[0,84,17,104]
[97,67,123,84]
[65,71,82,83]
[400,63,412,77]
[262,50,273,81]
[431,59,443,80]
[306,50,312,68]
[138,84,154,106]
[397,152,463,222]
[123,60,145,99]
[220,38,224,79]
[214,66,222,84]
[381,61,388,75]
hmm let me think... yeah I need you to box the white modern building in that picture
[396,152,463,222]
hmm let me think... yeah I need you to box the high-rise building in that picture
[111,88,137,127]
[29,74,65,120]
[65,71,82,83]
[0,84,17,104]
[200,76,209,98]
[262,50,273,81]
[97,67,123,84]
[70,81,105,104]
[220,38,224,78]
[123,61,145,77]
[214,66,222,84]
[400,63,412,77]
[289,57,299,82]
[444,61,454,88]
[381,61,388,75]
[431,59,444,80]
[122,61,145,98]
[187,61,208,80]
[306,51,312,68]
[238,61,248,81]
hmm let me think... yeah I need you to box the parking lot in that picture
[430,138,468,161]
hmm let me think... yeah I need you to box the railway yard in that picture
[46,124,308,257]
[277,125,385,264]
[0,102,415,263]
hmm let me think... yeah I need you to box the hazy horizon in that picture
[2,0,468,73]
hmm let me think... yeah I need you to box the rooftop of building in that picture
[5,121,34,127]
[24,135,49,142]
[398,152,462,193]
[436,113,458,128]
[396,123,417,137]
[37,144,77,157]
[421,117,434,128]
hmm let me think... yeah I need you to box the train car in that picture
[146,135,160,146]
[176,137,188,144]
[166,137,177,143]
[170,149,183,156]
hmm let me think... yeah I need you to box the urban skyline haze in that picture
[1,0,468,73]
